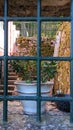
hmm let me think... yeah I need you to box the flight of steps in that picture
[0,63,18,95]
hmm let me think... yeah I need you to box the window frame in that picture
[0,0,73,123]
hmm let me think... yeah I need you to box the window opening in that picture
[0,0,73,124]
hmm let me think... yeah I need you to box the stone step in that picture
[8,64,12,68]
[0,84,15,90]
[8,72,17,76]
[0,63,17,95]
[1,74,17,79]
[8,68,14,72]
[8,75,17,80]
[8,80,16,85]
[1,80,16,84]
[0,90,15,95]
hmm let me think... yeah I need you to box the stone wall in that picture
[54,22,70,94]
[0,0,70,16]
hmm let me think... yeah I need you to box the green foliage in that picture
[11,60,57,83]
[41,61,57,82]
[13,22,21,30]
[41,22,61,38]
[13,21,61,37]
[12,22,61,83]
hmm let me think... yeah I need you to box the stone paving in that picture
[0,101,73,130]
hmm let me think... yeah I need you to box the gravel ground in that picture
[0,101,73,130]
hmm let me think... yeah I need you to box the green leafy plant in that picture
[11,60,57,83]
[41,61,57,82]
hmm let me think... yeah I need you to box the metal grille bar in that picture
[70,0,73,123]
[37,0,41,122]
[6,95,73,102]
[0,56,72,61]
[0,16,71,21]
[3,0,8,122]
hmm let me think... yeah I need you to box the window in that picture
[0,0,73,123]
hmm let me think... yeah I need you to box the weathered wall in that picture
[54,22,70,94]
[0,0,70,16]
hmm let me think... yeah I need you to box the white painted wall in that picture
[0,21,20,56]
[8,22,20,55]
[53,31,61,57]
[0,22,4,55]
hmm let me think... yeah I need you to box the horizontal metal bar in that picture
[7,56,72,61]
[6,16,72,21]
[0,56,4,60]
[0,17,4,21]
[6,96,38,101]
[40,56,72,61]
[41,96,73,102]
[0,56,72,61]
[7,56,38,60]
[7,17,37,21]
[5,95,73,102]
[0,96,4,100]
[0,16,70,22]
[40,17,71,21]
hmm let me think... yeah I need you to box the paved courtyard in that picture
[0,101,73,130]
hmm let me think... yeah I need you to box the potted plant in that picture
[11,60,57,114]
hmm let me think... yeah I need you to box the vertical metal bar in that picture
[0,60,2,82]
[3,0,8,122]
[37,0,41,122]
[70,0,73,123]
[4,0,8,56]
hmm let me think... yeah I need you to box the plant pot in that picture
[15,81,54,114]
